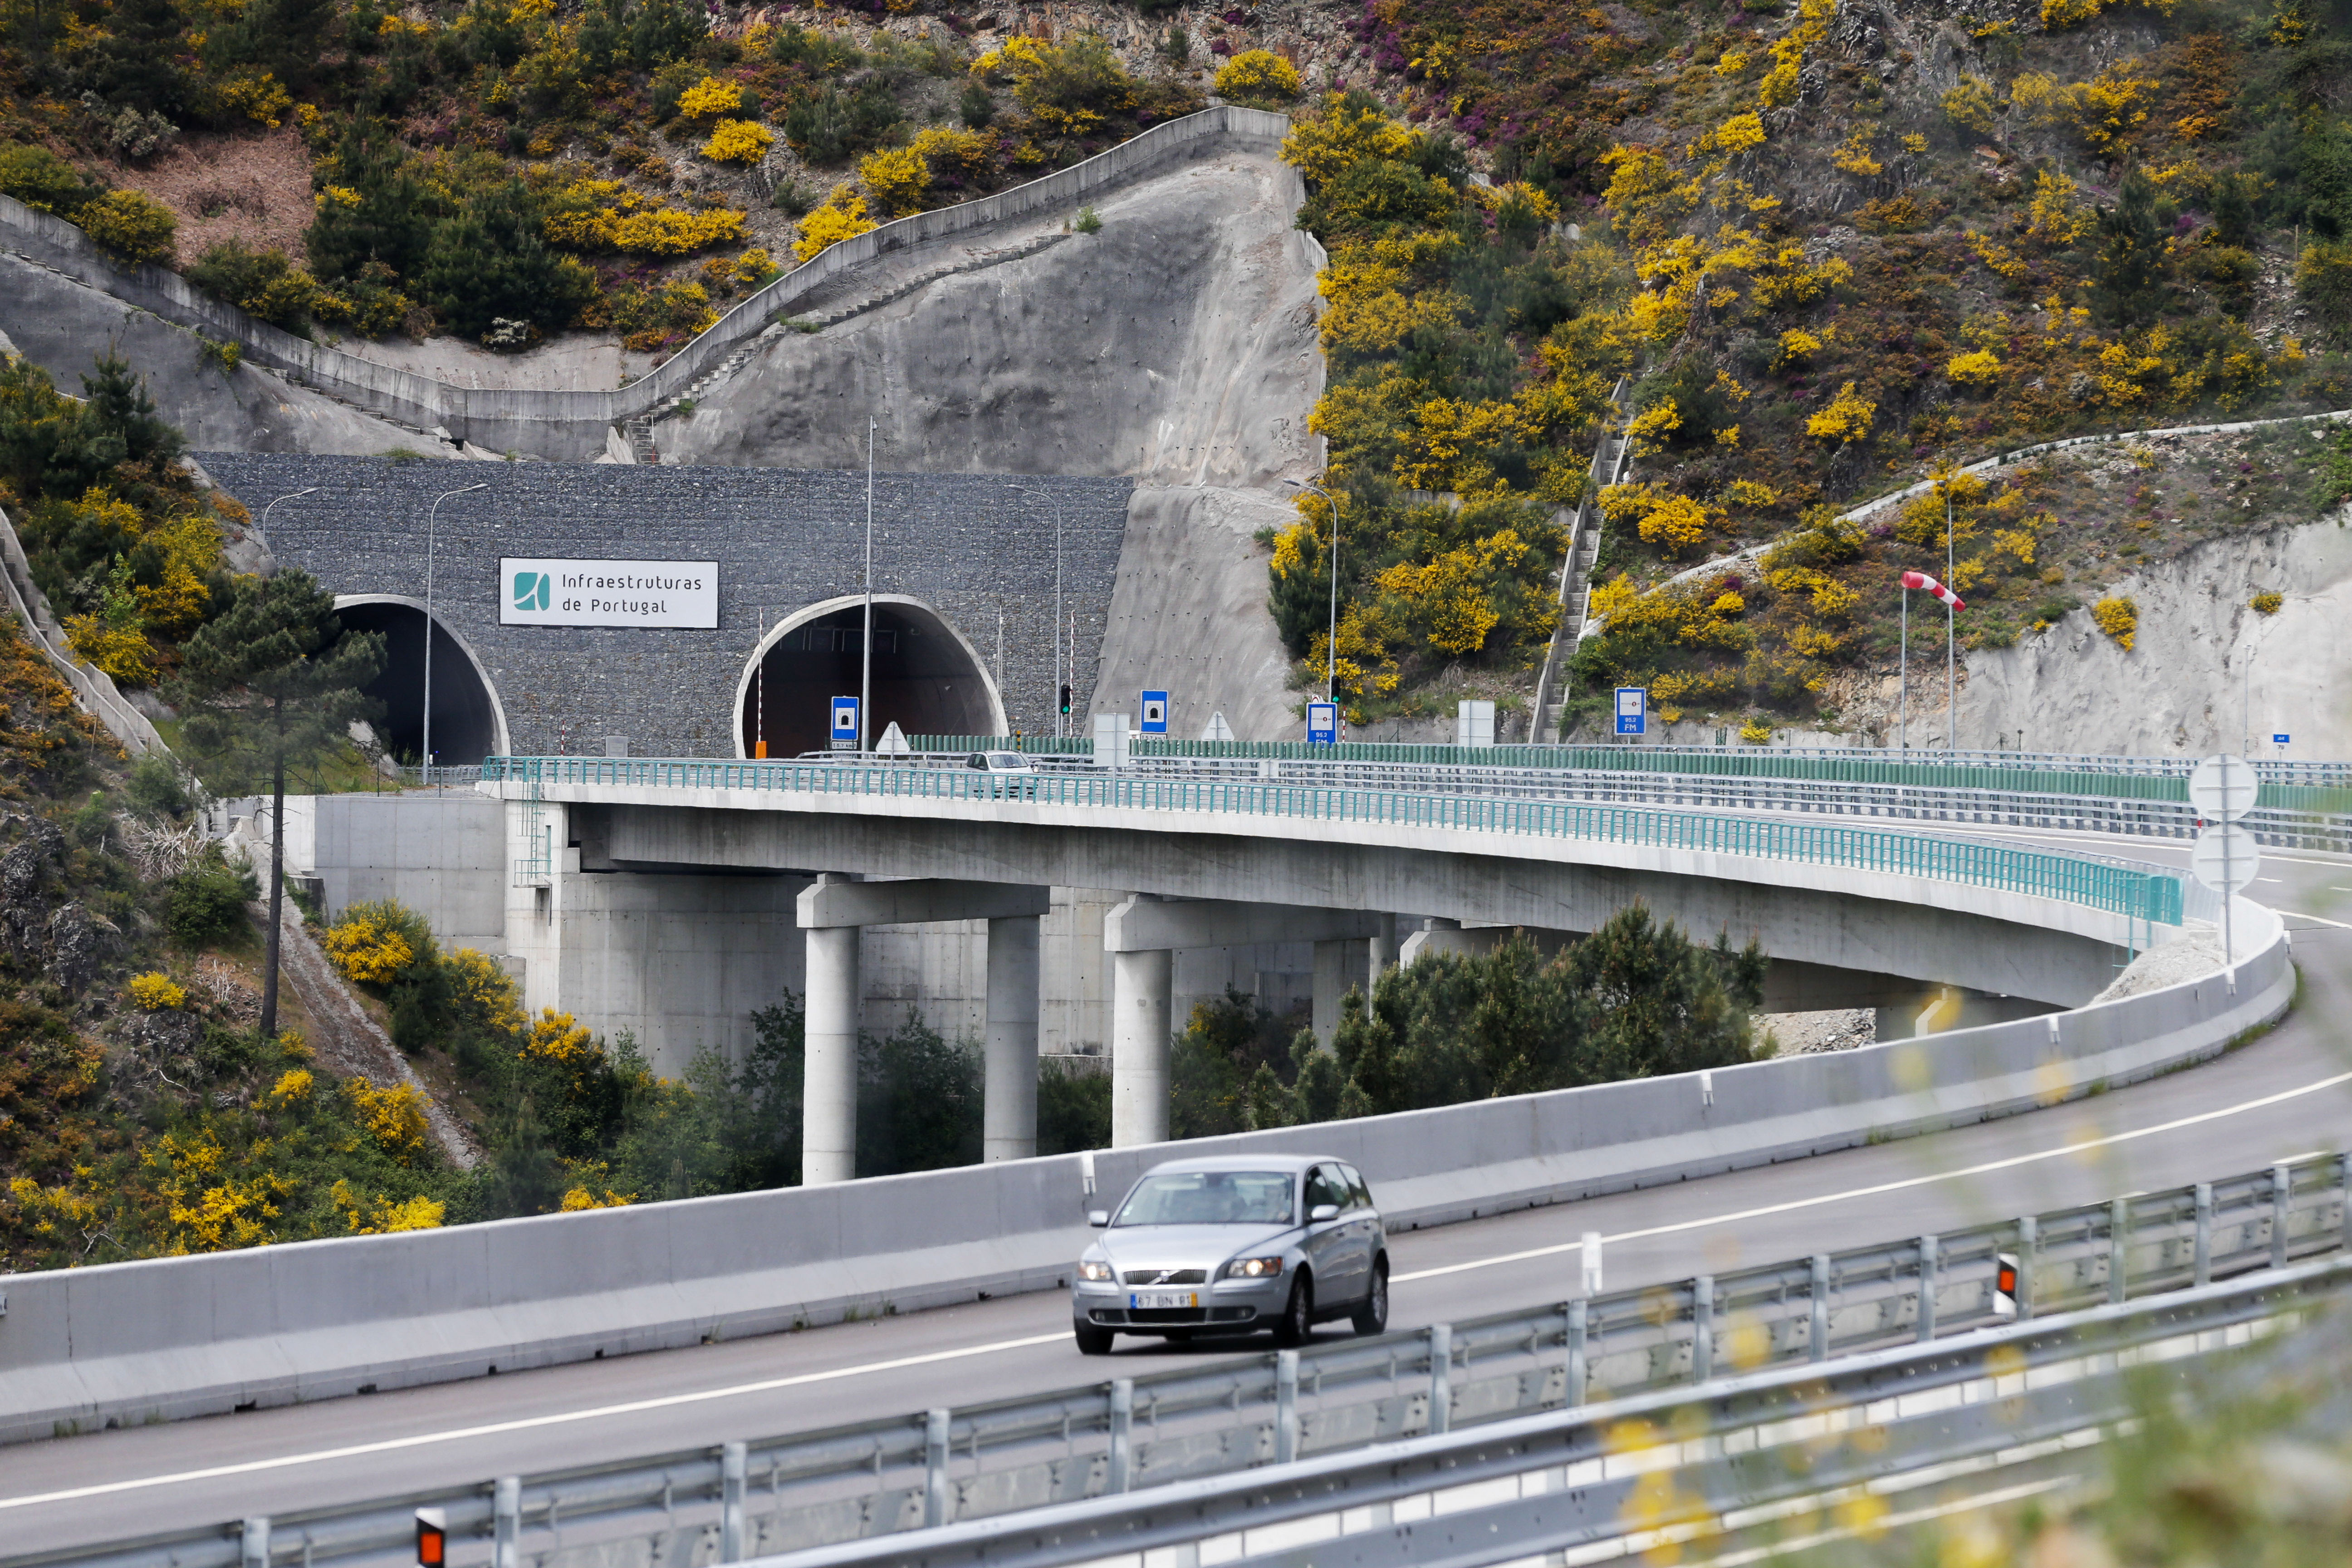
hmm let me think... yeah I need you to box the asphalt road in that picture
[6,833,2350,1555]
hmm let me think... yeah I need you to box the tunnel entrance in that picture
[739,597,1002,757]
[333,598,507,767]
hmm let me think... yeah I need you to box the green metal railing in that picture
[906,735,2352,814]
[480,755,2184,926]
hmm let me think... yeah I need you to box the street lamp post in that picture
[1009,483,1066,739]
[1284,479,1341,701]
[862,418,875,752]
[423,482,489,782]
[259,486,317,536]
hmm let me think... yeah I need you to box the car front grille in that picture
[1121,1268,1208,1285]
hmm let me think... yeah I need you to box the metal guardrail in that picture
[43,1152,2347,1568]
[769,1255,2352,1568]
[477,756,2186,926]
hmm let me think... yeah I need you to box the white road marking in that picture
[1396,1068,2352,1284]
[0,1330,1071,1510]
[16,1068,2352,1512]
[2280,909,2352,930]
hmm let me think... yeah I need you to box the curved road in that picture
[5,832,2349,1555]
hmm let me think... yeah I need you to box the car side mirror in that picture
[1088,1210,1109,1228]
[1310,1204,1339,1223]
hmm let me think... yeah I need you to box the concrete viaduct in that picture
[480,759,2160,1184]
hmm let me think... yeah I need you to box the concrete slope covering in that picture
[1956,508,2352,757]
[0,254,426,455]
[663,157,1323,487]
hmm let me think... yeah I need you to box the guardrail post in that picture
[1690,1276,1715,1383]
[924,1408,951,1528]
[240,1518,268,1568]
[1808,1254,1829,1362]
[2016,1217,2038,1319]
[2272,1162,2293,1269]
[2195,1183,2214,1287]
[1107,1378,1134,1494]
[1275,1350,1300,1463]
[1566,1299,1588,1408]
[720,1441,747,1563]
[2342,1153,2352,1257]
[493,1476,519,1568]
[1428,1323,1453,1436]
[1916,1235,1938,1343]
[2109,1197,2130,1305]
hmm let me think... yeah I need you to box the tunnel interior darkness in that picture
[334,601,503,766]
[742,601,997,757]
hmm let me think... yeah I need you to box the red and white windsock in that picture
[1901,570,1965,611]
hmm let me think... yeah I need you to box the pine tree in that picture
[2091,171,2170,328]
[169,572,384,1038]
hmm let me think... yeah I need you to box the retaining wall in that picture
[0,108,1292,458]
[0,904,2289,1444]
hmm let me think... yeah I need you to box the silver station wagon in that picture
[1071,1154,1389,1355]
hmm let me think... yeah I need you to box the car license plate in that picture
[1129,1290,1198,1310]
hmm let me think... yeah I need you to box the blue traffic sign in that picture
[1140,690,1169,734]
[2274,734,2291,745]
[1306,701,1338,745]
[830,695,860,750]
[1614,687,1647,737]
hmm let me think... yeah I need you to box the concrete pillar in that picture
[1312,938,1368,1049]
[1111,947,1173,1147]
[1367,913,1399,986]
[984,913,1041,1162]
[803,923,861,1185]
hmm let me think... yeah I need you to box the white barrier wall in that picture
[0,905,2288,1444]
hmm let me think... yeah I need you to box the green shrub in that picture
[0,143,102,215]
[1037,1065,1110,1153]
[186,240,325,329]
[164,850,260,947]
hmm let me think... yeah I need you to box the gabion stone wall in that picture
[195,453,1131,757]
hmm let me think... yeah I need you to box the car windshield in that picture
[1115,1171,1295,1227]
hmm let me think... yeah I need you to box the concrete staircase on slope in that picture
[1528,380,1632,742]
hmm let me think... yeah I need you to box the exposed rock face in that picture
[44,902,121,996]
[666,157,1323,488]
[0,814,66,972]
[1955,509,2352,757]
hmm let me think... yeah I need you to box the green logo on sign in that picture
[513,571,551,612]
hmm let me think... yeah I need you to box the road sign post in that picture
[1613,687,1646,739]
[829,696,860,752]
[2189,754,2260,966]
[1306,701,1338,745]
[1139,691,1168,735]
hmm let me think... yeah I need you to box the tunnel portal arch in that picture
[735,595,1007,758]
[333,596,512,766]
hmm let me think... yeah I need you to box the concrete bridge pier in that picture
[1105,897,1396,1147]
[798,877,1053,1184]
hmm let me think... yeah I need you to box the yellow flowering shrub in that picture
[858,145,931,217]
[216,69,294,128]
[2092,596,2139,650]
[794,185,877,262]
[2251,590,2283,614]
[345,1079,431,1164]
[266,1068,314,1106]
[1626,400,1683,456]
[1280,91,1415,185]
[911,125,994,181]
[64,558,154,685]
[1806,382,1876,444]
[1724,479,1778,507]
[128,972,186,1010]
[1637,494,1712,554]
[544,184,750,256]
[701,119,774,165]
[1710,112,1766,154]
[1776,328,1822,366]
[1948,349,2003,384]
[1394,397,1527,491]
[2026,170,2092,246]
[677,76,744,118]
[1214,49,1303,106]
[561,1185,637,1210]
[323,911,416,985]
[77,188,177,265]
[332,1180,446,1233]
[523,1008,596,1063]
[1830,129,1882,177]
[447,948,524,1036]
[1942,77,1997,135]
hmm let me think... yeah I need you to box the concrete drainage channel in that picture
[36,1152,2352,1568]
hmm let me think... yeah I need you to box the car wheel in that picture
[1074,1323,1115,1356]
[1273,1272,1314,1348]
[1351,1258,1389,1336]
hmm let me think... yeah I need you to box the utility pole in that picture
[1899,581,1909,752]
[861,418,875,752]
[1945,480,1956,751]
[1284,478,1341,700]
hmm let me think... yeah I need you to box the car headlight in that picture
[1078,1259,1114,1282]
[1224,1255,1284,1279]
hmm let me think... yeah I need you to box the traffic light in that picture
[1059,684,1072,716]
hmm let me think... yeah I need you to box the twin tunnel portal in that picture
[336,594,1001,766]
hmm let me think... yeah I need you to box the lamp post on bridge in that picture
[423,482,489,782]
[1284,478,1342,703]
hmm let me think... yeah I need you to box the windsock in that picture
[1901,570,1965,610]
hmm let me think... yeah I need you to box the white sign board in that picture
[2191,822,2260,894]
[501,559,719,628]
[2187,754,2257,823]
